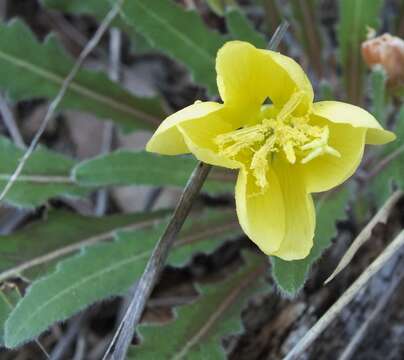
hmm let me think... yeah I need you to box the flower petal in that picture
[303,117,367,193]
[235,167,285,254]
[312,101,396,145]
[235,162,315,260]
[271,161,315,260]
[146,101,233,156]
[216,41,313,115]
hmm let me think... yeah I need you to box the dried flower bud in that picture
[361,33,404,86]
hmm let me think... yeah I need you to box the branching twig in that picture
[284,230,404,360]
[0,0,125,203]
[105,21,289,360]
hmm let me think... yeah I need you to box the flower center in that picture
[214,93,341,190]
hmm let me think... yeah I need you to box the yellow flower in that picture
[146,41,395,260]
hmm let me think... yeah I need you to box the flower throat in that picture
[214,92,341,189]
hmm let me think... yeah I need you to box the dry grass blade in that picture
[0,0,125,203]
[284,230,404,360]
[325,190,403,284]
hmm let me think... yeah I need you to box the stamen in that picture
[250,136,275,188]
[277,91,305,121]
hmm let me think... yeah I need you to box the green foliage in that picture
[0,19,165,131]
[0,210,167,281]
[225,7,266,48]
[0,136,87,208]
[129,252,266,359]
[338,0,383,104]
[369,106,404,206]
[271,186,351,295]
[45,0,226,93]
[120,0,225,94]
[4,209,240,348]
[370,65,388,126]
[0,285,20,345]
[73,150,233,193]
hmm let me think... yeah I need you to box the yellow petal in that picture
[235,167,285,254]
[271,161,315,260]
[303,117,366,193]
[312,101,396,145]
[146,101,224,155]
[216,41,313,115]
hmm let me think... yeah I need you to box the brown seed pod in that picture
[361,33,404,87]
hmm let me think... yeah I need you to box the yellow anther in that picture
[251,136,275,188]
[283,141,296,164]
[277,91,305,121]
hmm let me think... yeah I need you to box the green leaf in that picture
[43,0,225,93]
[129,251,266,359]
[0,284,20,345]
[120,0,225,94]
[0,136,88,208]
[338,0,383,104]
[4,209,241,348]
[0,19,165,131]
[271,186,351,295]
[225,7,266,48]
[73,150,234,193]
[370,65,388,126]
[0,210,167,282]
[368,106,404,206]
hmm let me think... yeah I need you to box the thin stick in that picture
[267,21,289,50]
[0,0,125,203]
[325,190,402,284]
[95,27,121,216]
[0,94,25,148]
[284,230,404,360]
[106,20,289,360]
[107,162,212,360]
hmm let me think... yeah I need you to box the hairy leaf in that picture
[0,210,167,282]
[0,284,20,345]
[0,19,165,131]
[338,0,383,104]
[73,150,234,193]
[225,7,266,48]
[271,186,351,295]
[4,209,240,348]
[0,136,87,208]
[129,251,266,359]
